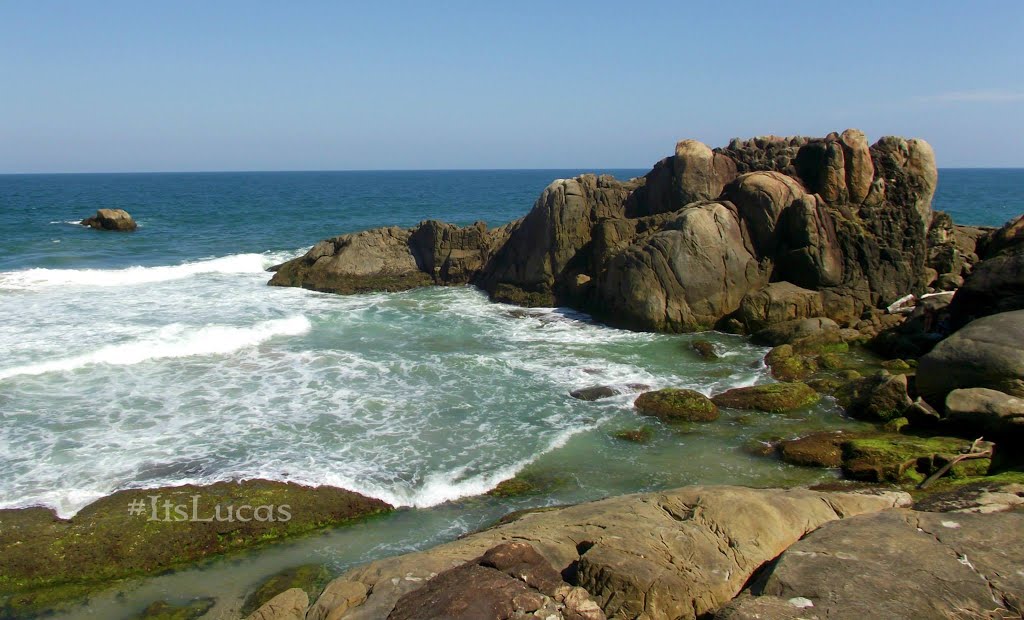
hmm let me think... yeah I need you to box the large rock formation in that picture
[304,485,907,620]
[270,131,940,334]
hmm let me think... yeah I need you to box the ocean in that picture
[0,168,1020,618]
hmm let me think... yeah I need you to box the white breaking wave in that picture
[0,316,311,381]
[0,253,277,290]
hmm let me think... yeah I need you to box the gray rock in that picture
[752,317,839,346]
[945,387,1024,435]
[569,383,649,402]
[917,310,1024,406]
[752,509,1024,618]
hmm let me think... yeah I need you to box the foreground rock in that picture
[80,208,137,231]
[244,588,308,620]
[270,131,940,335]
[733,509,1024,618]
[944,387,1024,437]
[387,542,604,620]
[305,485,907,620]
[0,481,391,617]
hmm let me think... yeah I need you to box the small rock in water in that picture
[80,208,137,231]
[570,384,649,401]
[691,339,719,360]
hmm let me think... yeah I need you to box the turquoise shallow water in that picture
[0,168,1019,618]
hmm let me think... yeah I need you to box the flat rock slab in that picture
[750,508,1024,618]
[309,485,908,620]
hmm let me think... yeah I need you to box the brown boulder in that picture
[80,208,137,231]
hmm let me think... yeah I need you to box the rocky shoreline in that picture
[3,130,1022,619]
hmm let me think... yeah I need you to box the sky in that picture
[1,1,1022,173]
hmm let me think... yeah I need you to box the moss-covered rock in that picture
[880,359,914,373]
[835,372,913,422]
[612,427,655,443]
[882,417,910,433]
[764,345,817,382]
[840,435,985,484]
[634,388,719,422]
[486,471,566,498]
[816,352,846,370]
[712,382,820,413]
[0,480,391,618]
[240,564,329,617]
[806,377,845,395]
[779,431,863,468]
[135,598,216,620]
[691,339,719,360]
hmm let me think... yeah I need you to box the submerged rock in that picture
[611,426,655,443]
[691,339,719,359]
[634,388,719,422]
[241,564,330,618]
[135,598,215,620]
[712,382,820,413]
[243,588,308,620]
[80,208,137,231]
[569,383,649,401]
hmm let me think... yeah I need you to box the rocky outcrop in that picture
[306,486,907,620]
[270,130,941,335]
[712,382,820,413]
[948,214,1024,325]
[917,310,1024,407]
[80,208,137,231]
[269,220,508,294]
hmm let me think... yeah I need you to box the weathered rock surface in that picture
[270,131,941,335]
[917,310,1024,406]
[243,588,308,620]
[307,486,907,620]
[80,208,137,231]
[387,542,604,620]
[269,220,508,294]
[746,509,1024,619]
[835,372,912,422]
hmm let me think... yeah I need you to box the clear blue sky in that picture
[1,1,1022,173]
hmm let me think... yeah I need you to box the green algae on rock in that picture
[612,426,655,443]
[634,388,719,422]
[840,435,988,483]
[0,480,391,618]
[134,598,216,620]
[712,382,820,413]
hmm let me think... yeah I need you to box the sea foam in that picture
[0,316,311,381]
[0,253,275,290]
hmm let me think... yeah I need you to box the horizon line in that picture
[2,165,1023,176]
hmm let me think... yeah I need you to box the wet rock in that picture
[752,317,839,347]
[691,339,719,359]
[569,383,649,401]
[764,345,816,382]
[634,388,719,422]
[81,208,137,231]
[611,427,654,443]
[778,431,858,468]
[712,383,820,413]
[736,283,825,333]
[135,598,215,620]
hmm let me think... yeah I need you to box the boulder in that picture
[944,387,1024,436]
[764,344,817,382]
[948,247,1024,324]
[691,339,719,359]
[387,542,605,620]
[839,435,984,484]
[712,383,819,413]
[752,317,839,346]
[749,509,1024,618]
[778,431,855,468]
[978,213,1024,258]
[673,139,737,206]
[735,283,825,333]
[634,388,719,422]
[243,588,309,620]
[835,372,912,422]
[593,202,766,331]
[80,208,137,231]
[917,310,1024,406]
[307,486,908,620]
